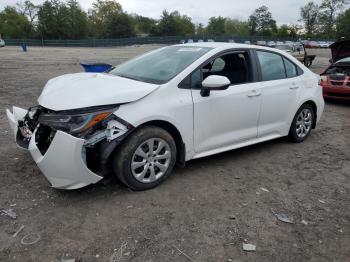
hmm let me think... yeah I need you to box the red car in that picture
[305,41,319,48]
[320,38,350,100]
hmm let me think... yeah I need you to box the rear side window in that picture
[283,58,297,78]
[257,51,286,81]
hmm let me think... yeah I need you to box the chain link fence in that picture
[3,35,316,47]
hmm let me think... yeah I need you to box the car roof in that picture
[175,42,279,51]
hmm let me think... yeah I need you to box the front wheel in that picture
[111,126,177,190]
[288,104,315,143]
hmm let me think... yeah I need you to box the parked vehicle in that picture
[267,41,276,47]
[0,39,5,47]
[318,41,330,48]
[320,38,350,100]
[275,43,316,67]
[256,40,267,46]
[6,43,324,190]
[305,41,319,48]
[244,40,251,45]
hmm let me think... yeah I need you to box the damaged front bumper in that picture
[6,106,103,189]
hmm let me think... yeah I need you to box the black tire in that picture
[288,104,315,143]
[111,126,177,191]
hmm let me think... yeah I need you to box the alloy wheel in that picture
[296,108,312,138]
[131,138,171,183]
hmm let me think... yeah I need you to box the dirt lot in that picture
[0,46,349,262]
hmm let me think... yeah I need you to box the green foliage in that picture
[276,24,300,38]
[150,10,195,36]
[133,15,157,35]
[224,19,250,36]
[300,2,320,37]
[106,12,135,38]
[318,0,348,38]
[0,6,32,38]
[88,0,123,38]
[248,6,277,36]
[195,23,206,36]
[37,0,88,39]
[336,8,350,37]
[1,0,349,40]
[207,16,226,36]
[66,0,88,39]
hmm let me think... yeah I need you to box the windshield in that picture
[109,46,212,84]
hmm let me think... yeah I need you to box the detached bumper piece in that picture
[6,107,103,190]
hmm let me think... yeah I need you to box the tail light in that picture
[319,75,328,85]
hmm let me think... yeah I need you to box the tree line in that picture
[0,0,349,40]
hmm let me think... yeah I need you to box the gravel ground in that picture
[0,46,349,262]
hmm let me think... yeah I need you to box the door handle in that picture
[289,84,300,90]
[247,90,261,97]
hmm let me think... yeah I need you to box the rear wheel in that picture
[288,104,315,143]
[111,126,177,190]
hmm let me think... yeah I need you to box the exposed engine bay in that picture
[16,105,133,175]
[324,66,350,78]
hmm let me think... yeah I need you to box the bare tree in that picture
[16,0,38,26]
[319,0,349,37]
[300,2,320,36]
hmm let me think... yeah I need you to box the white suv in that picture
[0,39,5,47]
[7,43,324,190]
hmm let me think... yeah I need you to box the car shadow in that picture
[58,136,288,198]
[325,98,350,107]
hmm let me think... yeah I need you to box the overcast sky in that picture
[1,0,323,25]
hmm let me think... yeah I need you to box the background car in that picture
[256,40,267,46]
[267,41,276,47]
[318,41,330,48]
[275,43,316,67]
[305,41,319,48]
[320,38,350,100]
[0,39,5,47]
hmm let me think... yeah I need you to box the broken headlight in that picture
[38,110,113,135]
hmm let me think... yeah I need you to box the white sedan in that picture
[6,43,324,190]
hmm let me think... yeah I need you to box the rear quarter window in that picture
[283,58,298,78]
[257,51,286,81]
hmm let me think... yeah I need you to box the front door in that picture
[191,51,262,154]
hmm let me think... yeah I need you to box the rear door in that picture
[255,50,303,137]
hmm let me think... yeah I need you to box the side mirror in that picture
[200,75,231,97]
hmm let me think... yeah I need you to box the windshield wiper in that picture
[115,74,140,81]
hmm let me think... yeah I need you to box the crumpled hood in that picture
[38,73,159,111]
[330,38,350,63]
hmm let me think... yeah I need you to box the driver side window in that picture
[191,51,252,89]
